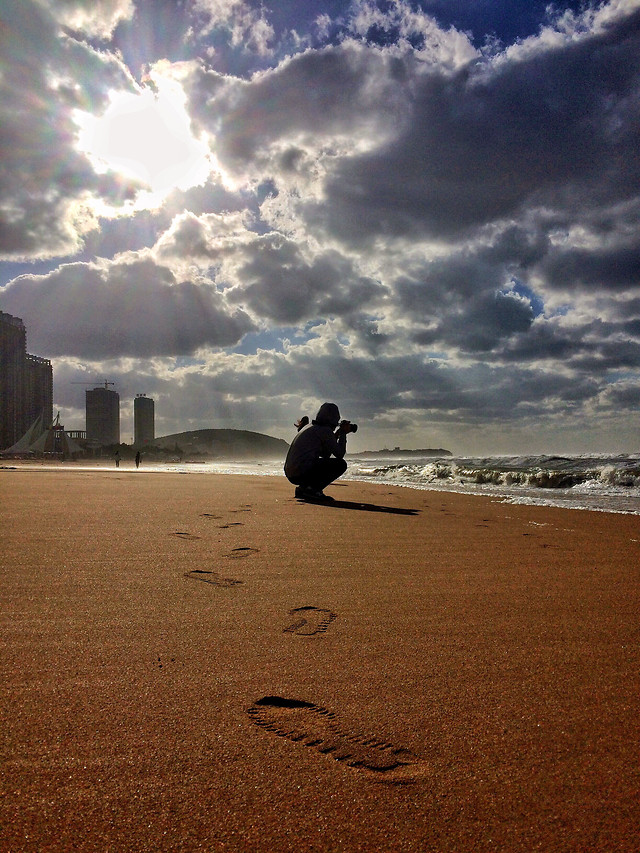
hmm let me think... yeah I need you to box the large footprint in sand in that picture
[247,695,427,783]
[283,606,337,635]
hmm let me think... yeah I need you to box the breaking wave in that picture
[348,454,640,514]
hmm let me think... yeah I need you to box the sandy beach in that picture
[1,466,638,852]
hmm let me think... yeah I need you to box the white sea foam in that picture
[344,453,640,514]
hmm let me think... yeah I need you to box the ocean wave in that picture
[349,454,640,513]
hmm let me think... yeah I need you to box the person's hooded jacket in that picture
[284,403,346,480]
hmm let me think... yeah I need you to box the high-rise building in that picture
[134,394,155,447]
[86,386,120,446]
[25,354,54,433]
[0,312,53,450]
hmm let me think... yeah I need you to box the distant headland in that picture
[349,447,452,458]
[152,429,289,461]
[151,429,288,460]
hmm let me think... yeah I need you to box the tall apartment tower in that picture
[0,311,53,449]
[86,386,120,446]
[134,394,155,447]
[25,353,54,432]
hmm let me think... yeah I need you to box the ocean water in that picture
[154,453,640,515]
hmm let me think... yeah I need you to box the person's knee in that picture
[337,458,347,475]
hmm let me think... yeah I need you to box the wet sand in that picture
[1,468,639,852]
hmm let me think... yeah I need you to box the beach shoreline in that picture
[3,455,640,516]
[1,469,639,851]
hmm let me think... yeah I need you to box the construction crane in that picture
[71,381,116,390]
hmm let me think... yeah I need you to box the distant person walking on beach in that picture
[114,450,120,468]
[135,451,141,469]
[284,402,356,501]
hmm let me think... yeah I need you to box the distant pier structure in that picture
[86,385,120,446]
[134,394,154,447]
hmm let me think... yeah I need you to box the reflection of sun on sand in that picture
[1,467,639,851]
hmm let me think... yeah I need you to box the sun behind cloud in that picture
[74,75,211,207]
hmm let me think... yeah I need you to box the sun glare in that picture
[75,77,211,206]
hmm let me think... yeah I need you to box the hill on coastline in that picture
[152,429,288,460]
[349,448,452,458]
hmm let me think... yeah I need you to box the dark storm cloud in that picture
[186,41,409,171]
[541,237,640,292]
[396,252,505,313]
[344,315,391,354]
[226,347,604,425]
[155,212,386,326]
[497,323,588,363]
[0,257,255,357]
[570,335,640,372]
[483,310,640,370]
[227,234,385,323]
[395,233,544,355]
[423,289,535,354]
[602,383,640,408]
[317,9,640,243]
[395,223,549,322]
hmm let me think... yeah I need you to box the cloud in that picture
[226,235,385,324]
[42,0,134,38]
[348,0,477,69]
[0,1,140,260]
[185,41,412,179]
[313,7,640,245]
[155,211,385,326]
[154,210,253,263]
[191,0,275,56]
[540,233,640,292]
[0,255,255,357]
[136,341,604,432]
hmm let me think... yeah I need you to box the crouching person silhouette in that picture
[284,402,355,502]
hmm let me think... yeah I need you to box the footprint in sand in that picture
[224,546,259,558]
[247,696,427,783]
[283,606,337,635]
[218,522,244,529]
[184,570,243,587]
[173,531,202,541]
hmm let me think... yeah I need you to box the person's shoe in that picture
[295,485,315,499]
[295,486,334,502]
